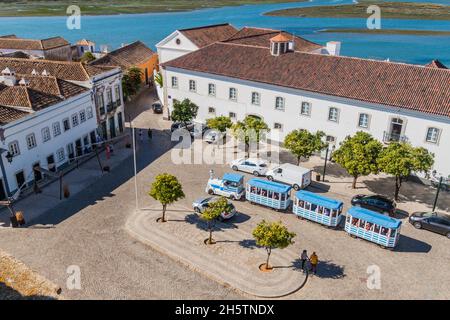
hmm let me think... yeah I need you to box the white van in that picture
[265,163,311,191]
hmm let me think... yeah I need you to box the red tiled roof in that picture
[0,57,116,82]
[223,27,322,52]
[179,23,239,48]
[270,33,292,42]
[0,36,69,51]
[162,42,450,118]
[0,105,30,124]
[91,41,155,69]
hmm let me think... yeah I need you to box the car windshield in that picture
[259,163,267,167]
[422,212,435,217]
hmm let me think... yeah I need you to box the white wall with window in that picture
[163,67,450,176]
[0,91,98,194]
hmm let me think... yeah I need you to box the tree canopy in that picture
[122,66,142,99]
[170,99,199,125]
[149,173,185,222]
[200,197,232,244]
[80,51,96,64]
[206,116,233,133]
[283,129,327,165]
[231,116,269,157]
[332,131,383,188]
[252,220,296,270]
[378,142,434,200]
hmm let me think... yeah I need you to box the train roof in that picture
[247,178,291,193]
[223,172,244,183]
[295,190,343,210]
[347,206,402,229]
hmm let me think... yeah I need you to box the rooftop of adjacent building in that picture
[0,34,70,51]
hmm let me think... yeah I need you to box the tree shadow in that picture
[365,176,450,212]
[0,282,58,300]
[395,234,432,253]
[238,239,258,249]
[184,211,252,235]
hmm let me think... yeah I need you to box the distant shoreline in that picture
[0,0,307,17]
[265,1,450,21]
[319,28,450,35]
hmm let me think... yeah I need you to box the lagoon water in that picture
[0,0,449,65]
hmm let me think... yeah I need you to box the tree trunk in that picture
[245,142,250,158]
[265,247,272,269]
[297,156,301,166]
[161,204,167,222]
[208,221,213,244]
[352,176,358,189]
[394,176,402,201]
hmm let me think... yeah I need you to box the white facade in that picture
[0,91,98,195]
[163,67,450,176]
[156,31,200,64]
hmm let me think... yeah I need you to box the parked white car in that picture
[266,163,311,191]
[230,158,268,176]
[204,129,221,144]
[192,196,237,220]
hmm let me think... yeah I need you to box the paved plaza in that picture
[0,89,449,299]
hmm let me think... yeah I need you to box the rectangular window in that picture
[106,88,113,110]
[52,122,61,136]
[426,127,440,143]
[229,88,237,101]
[8,140,20,156]
[274,123,283,131]
[114,84,121,105]
[56,148,65,162]
[71,114,79,127]
[208,83,216,96]
[300,102,311,116]
[229,112,236,119]
[189,80,196,92]
[96,92,105,115]
[41,127,51,142]
[79,110,86,123]
[171,76,178,88]
[358,113,370,128]
[87,107,93,119]
[326,135,336,144]
[328,107,339,122]
[275,97,285,111]
[63,118,70,131]
[251,92,260,105]
[208,107,216,115]
[26,133,37,149]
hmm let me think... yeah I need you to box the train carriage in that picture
[345,206,402,249]
[293,190,344,228]
[246,178,292,210]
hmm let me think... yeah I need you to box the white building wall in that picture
[0,92,98,193]
[156,31,199,64]
[164,67,450,176]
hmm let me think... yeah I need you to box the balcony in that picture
[106,103,114,113]
[383,131,408,143]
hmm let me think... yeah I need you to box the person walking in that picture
[147,128,152,140]
[310,252,318,275]
[300,250,309,272]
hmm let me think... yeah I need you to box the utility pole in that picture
[129,117,139,211]
[322,147,329,182]
[432,176,443,212]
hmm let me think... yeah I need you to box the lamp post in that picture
[432,176,443,212]
[322,145,335,182]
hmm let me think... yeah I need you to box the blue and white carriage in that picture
[293,190,344,227]
[246,178,292,210]
[206,172,245,200]
[345,206,402,249]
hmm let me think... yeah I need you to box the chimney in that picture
[41,69,49,76]
[18,78,30,87]
[31,69,38,75]
[0,67,16,86]
[326,41,341,56]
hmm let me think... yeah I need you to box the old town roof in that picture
[179,23,239,48]
[162,41,450,118]
[91,41,155,69]
[0,35,70,51]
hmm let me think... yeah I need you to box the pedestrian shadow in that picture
[313,260,346,279]
[395,234,432,253]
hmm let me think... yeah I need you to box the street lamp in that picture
[322,145,335,182]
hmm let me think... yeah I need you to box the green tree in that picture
[206,116,233,134]
[252,220,296,270]
[154,72,163,87]
[200,197,232,245]
[332,131,383,189]
[122,66,142,99]
[283,129,327,165]
[378,142,434,200]
[171,99,199,127]
[231,116,269,157]
[80,51,96,64]
[149,173,185,222]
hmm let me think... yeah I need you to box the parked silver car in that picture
[192,196,236,220]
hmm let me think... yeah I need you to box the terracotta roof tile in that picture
[179,23,239,48]
[91,41,155,69]
[0,36,69,51]
[426,59,448,69]
[0,105,30,124]
[163,42,450,118]
[223,27,322,52]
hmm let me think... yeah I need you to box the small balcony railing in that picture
[383,131,408,143]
